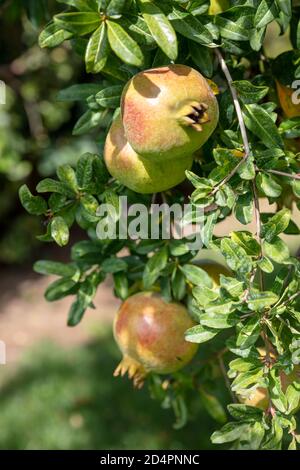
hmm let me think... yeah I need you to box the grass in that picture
[0,332,218,450]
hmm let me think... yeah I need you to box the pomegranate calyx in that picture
[179,101,211,132]
[113,355,147,389]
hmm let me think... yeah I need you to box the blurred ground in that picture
[0,267,119,364]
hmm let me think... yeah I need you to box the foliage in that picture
[20,0,300,449]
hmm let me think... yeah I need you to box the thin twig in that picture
[211,51,250,195]
[266,169,300,181]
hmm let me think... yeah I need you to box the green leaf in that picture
[34,260,78,278]
[233,80,269,104]
[85,22,109,73]
[201,305,238,329]
[180,264,213,288]
[57,165,78,192]
[257,257,274,273]
[256,173,282,198]
[189,42,213,78]
[220,275,244,298]
[199,388,227,424]
[236,315,261,349]
[193,285,219,307]
[254,0,278,29]
[39,21,74,48]
[261,208,291,242]
[263,236,290,262]
[220,238,252,274]
[227,403,263,421]
[168,6,215,47]
[171,268,186,301]
[185,324,219,344]
[73,109,109,135]
[57,84,103,101]
[51,216,70,247]
[19,185,47,216]
[243,104,283,149]
[234,191,254,225]
[101,257,127,273]
[45,278,78,302]
[230,231,261,256]
[36,179,75,197]
[113,272,129,300]
[211,422,251,444]
[107,20,144,67]
[56,0,98,11]
[138,0,178,60]
[107,0,127,17]
[247,291,279,311]
[216,16,249,41]
[143,246,168,289]
[95,85,123,107]
[54,12,101,35]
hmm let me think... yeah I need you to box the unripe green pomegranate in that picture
[113,292,198,387]
[121,64,219,161]
[104,115,193,194]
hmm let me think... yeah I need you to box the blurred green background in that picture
[0,0,299,451]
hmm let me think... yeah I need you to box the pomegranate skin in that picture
[113,292,198,387]
[104,115,193,194]
[121,64,219,161]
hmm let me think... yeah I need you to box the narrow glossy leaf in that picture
[254,0,278,29]
[101,257,127,273]
[185,324,219,344]
[211,422,251,444]
[95,85,123,107]
[57,83,103,101]
[233,80,269,104]
[216,16,249,41]
[73,109,109,135]
[85,22,109,73]
[107,20,144,67]
[189,42,213,77]
[39,22,74,48]
[56,0,98,11]
[45,278,78,302]
[107,0,127,16]
[113,272,129,300]
[54,12,101,35]
[34,260,78,278]
[143,246,168,289]
[243,104,283,149]
[169,6,215,46]
[138,0,178,60]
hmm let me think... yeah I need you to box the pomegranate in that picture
[121,64,219,161]
[104,115,193,194]
[113,292,198,387]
